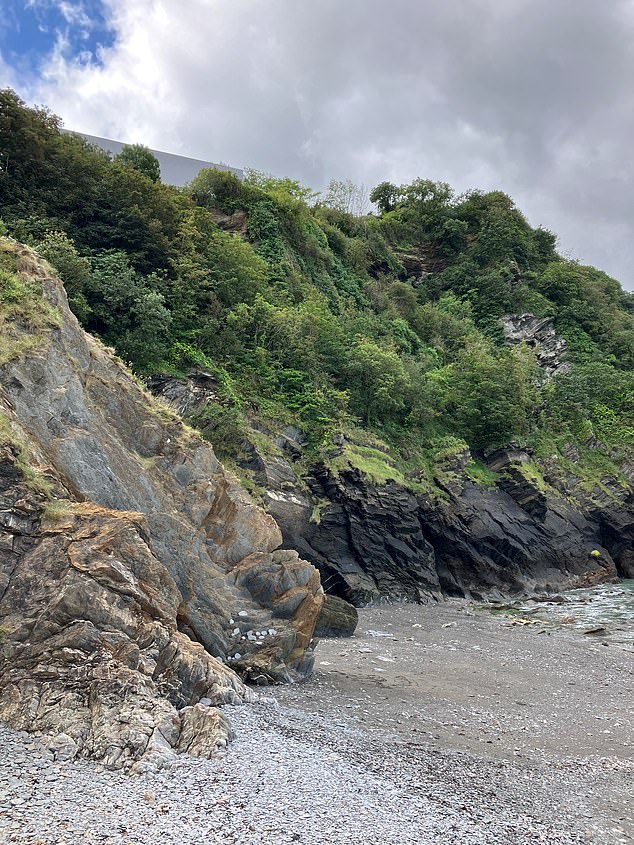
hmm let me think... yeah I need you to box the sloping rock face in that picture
[500,313,570,377]
[145,371,220,417]
[416,482,615,600]
[0,466,248,772]
[244,438,618,604]
[278,466,616,605]
[272,467,440,605]
[0,243,323,768]
[147,373,623,606]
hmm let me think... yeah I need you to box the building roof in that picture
[64,130,243,186]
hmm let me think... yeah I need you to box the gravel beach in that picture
[2,601,632,845]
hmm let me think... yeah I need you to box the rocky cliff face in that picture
[273,460,617,604]
[0,241,323,770]
[500,313,571,377]
[148,370,625,606]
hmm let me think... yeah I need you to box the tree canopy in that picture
[2,87,634,480]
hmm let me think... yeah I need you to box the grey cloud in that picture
[9,0,634,286]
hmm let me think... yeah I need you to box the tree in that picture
[244,169,318,203]
[79,162,181,273]
[370,181,399,214]
[86,251,172,370]
[35,230,92,321]
[344,339,410,424]
[439,341,539,449]
[188,167,246,212]
[115,144,161,183]
[322,179,369,216]
[0,88,109,230]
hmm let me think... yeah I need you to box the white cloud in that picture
[6,0,634,287]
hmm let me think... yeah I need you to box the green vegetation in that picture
[0,240,59,364]
[2,88,634,491]
[42,499,74,521]
[464,460,499,488]
[0,410,54,496]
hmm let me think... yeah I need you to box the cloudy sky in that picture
[2,0,633,286]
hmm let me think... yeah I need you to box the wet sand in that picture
[2,601,632,844]
[270,601,634,842]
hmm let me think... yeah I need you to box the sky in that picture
[1,0,634,287]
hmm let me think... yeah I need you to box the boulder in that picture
[314,595,359,638]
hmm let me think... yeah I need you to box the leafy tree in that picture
[116,144,161,183]
[86,251,172,370]
[244,169,318,204]
[370,181,399,214]
[344,339,410,424]
[439,341,539,449]
[35,230,92,321]
[188,168,247,212]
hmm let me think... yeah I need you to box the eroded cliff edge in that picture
[149,369,630,607]
[0,240,324,770]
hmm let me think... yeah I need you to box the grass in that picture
[329,442,406,486]
[527,429,632,505]
[511,460,553,495]
[464,459,499,487]
[42,499,74,521]
[0,411,54,497]
[0,240,60,366]
[310,497,330,524]
[223,459,267,505]
[136,455,157,471]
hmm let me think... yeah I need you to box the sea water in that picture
[520,580,634,646]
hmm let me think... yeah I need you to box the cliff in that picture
[149,373,629,607]
[238,445,625,605]
[0,240,323,771]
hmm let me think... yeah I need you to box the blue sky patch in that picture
[0,0,116,77]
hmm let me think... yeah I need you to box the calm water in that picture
[519,580,634,646]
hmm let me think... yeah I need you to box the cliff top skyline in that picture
[2,0,633,287]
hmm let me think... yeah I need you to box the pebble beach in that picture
[2,599,632,845]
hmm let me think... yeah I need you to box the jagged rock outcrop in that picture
[416,482,615,599]
[275,466,441,605]
[146,370,624,606]
[589,500,634,578]
[209,208,249,235]
[0,242,324,768]
[0,468,248,772]
[538,450,634,579]
[145,371,220,417]
[500,313,571,377]
[275,465,615,604]
[484,446,548,520]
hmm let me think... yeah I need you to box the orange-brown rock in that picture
[0,241,324,768]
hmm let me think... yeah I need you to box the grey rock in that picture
[0,242,325,768]
[500,313,571,377]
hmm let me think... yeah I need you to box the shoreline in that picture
[1,602,632,844]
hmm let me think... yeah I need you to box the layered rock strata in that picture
[149,370,626,606]
[0,242,324,768]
